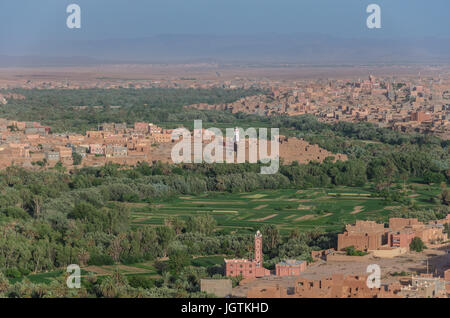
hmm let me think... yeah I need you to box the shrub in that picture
[4,268,22,279]
[409,237,426,252]
[120,255,144,265]
[1,207,30,219]
[127,276,155,289]
[345,246,368,256]
[87,254,114,266]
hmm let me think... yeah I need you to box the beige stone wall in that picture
[326,253,372,262]
[371,247,408,258]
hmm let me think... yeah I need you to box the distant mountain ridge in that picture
[1,34,450,66]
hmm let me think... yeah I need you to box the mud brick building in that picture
[292,274,401,298]
[410,111,432,123]
[337,220,390,251]
[445,269,450,295]
[338,216,449,252]
[134,122,150,133]
[275,260,307,277]
[247,274,402,298]
[391,231,416,248]
[89,144,105,155]
[44,151,60,161]
[389,217,448,246]
[400,274,448,298]
[0,117,350,170]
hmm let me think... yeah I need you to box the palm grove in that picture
[0,88,449,297]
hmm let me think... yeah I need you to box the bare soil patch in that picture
[384,206,401,211]
[253,214,278,222]
[242,194,267,199]
[83,266,111,275]
[254,204,268,210]
[133,216,151,222]
[294,214,315,221]
[190,201,244,205]
[350,206,364,215]
[212,210,238,213]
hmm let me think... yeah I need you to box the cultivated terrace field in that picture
[130,183,445,235]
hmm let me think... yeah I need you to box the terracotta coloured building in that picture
[410,111,432,123]
[225,231,305,279]
[445,269,450,295]
[275,260,307,277]
[337,220,390,251]
[224,231,271,278]
[391,231,416,248]
[134,122,150,133]
[293,274,402,298]
[247,274,402,298]
[389,217,448,246]
[338,216,448,252]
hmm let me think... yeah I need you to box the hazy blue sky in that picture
[1,0,449,43]
[1,0,450,63]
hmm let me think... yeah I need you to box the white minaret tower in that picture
[233,127,240,143]
[233,127,239,154]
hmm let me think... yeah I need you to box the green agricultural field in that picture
[130,183,444,235]
[9,269,92,285]
[191,256,226,267]
[15,182,442,285]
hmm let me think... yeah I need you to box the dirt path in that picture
[110,265,148,273]
[350,206,364,214]
[83,266,112,275]
[294,214,315,221]
[254,204,268,210]
[253,214,278,222]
